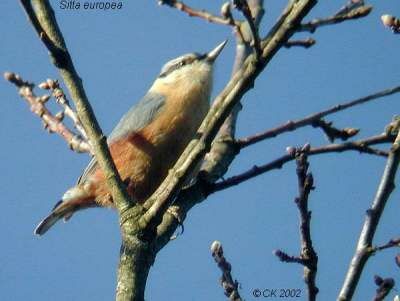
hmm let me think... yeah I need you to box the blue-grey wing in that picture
[108,92,166,142]
[77,92,166,184]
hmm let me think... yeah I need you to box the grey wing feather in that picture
[77,92,166,184]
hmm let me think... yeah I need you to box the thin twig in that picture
[294,148,319,301]
[284,38,316,48]
[371,237,400,253]
[274,249,306,264]
[237,85,400,148]
[299,5,372,33]
[158,0,233,25]
[373,275,395,301]
[335,0,365,17]
[338,119,400,300]
[211,134,392,194]
[44,79,89,141]
[312,119,359,142]
[159,1,246,44]
[221,2,246,44]
[275,147,319,301]
[233,0,262,59]
[4,72,91,153]
[211,241,243,301]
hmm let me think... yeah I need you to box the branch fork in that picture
[4,72,91,153]
[275,145,319,301]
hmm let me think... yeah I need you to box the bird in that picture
[34,40,227,235]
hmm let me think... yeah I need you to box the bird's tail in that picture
[34,186,96,236]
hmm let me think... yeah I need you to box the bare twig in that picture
[158,0,233,25]
[212,134,392,194]
[335,0,365,17]
[284,38,316,48]
[311,119,359,142]
[274,249,306,264]
[373,275,395,301]
[221,2,246,43]
[158,1,248,44]
[154,131,387,252]
[275,147,318,301]
[211,241,243,301]
[372,237,400,253]
[42,79,88,141]
[299,5,372,33]
[237,84,400,148]
[338,118,400,300]
[233,0,262,59]
[4,72,91,153]
[381,14,400,34]
[294,148,318,301]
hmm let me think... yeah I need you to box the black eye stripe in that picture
[158,54,205,78]
[159,63,182,78]
[159,59,190,78]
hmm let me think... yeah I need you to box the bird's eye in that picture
[179,61,185,67]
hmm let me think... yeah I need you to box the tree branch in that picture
[137,0,318,234]
[371,237,400,253]
[154,133,392,255]
[294,148,319,301]
[335,0,366,17]
[21,0,131,213]
[44,78,89,141]
[237,84,400,148]
[158,0,234,26]
[158,0,247,42]
[299,5,372,33]
[233,0,262,59]
[338,119,400,301]
[372,275,395,301]
[4,72,91,153]
[311,119,359,142]
[284,38,316,48]
[211,241,243,301]
[276,147,319,301]
[212,134,392,193]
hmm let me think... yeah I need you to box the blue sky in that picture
[1,1,400,300]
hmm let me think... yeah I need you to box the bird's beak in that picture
[206,40,227,63]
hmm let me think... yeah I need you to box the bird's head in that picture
[154,40,227,89]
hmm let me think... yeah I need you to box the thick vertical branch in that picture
[338,121,400,301]
[116,225,156,301]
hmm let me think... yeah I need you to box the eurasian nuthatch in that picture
[35,40,227,235]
